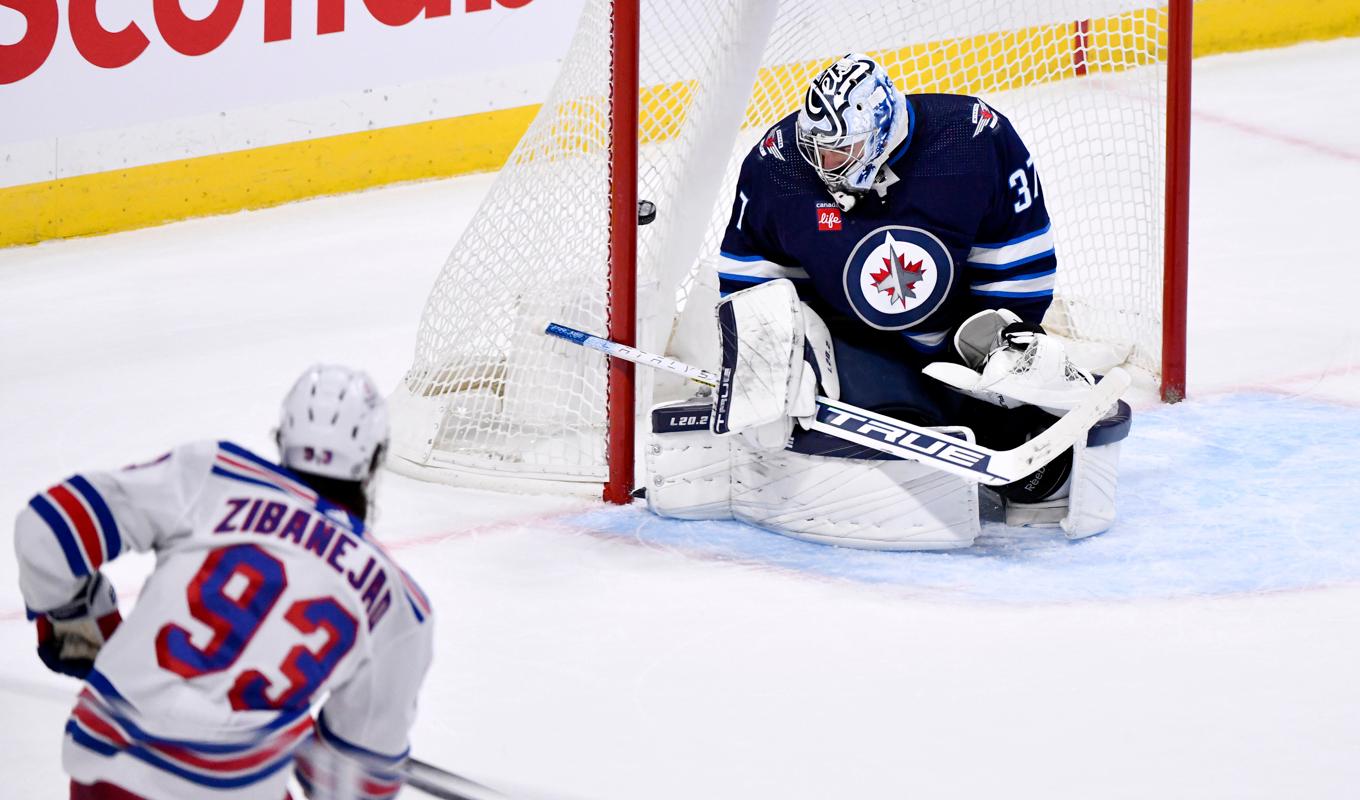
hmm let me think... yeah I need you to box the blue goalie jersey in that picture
[719,93,1056,362]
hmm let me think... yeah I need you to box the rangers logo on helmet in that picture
[842,226,954,330]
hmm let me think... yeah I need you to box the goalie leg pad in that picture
[647,398,979,549]
[731,438,980,550]
[1004,400,1131,539]
[1061,434,1123,539]
[645,399,734,521]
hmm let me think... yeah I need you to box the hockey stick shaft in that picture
[402,757,510,800]
[545,322,720,387]
[544,322,1129,486]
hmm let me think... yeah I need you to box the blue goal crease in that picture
[562,394,1360,603]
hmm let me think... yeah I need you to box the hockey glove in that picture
[924,309,1095,416]
[34,573,122,679]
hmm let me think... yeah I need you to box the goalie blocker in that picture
[645,281,1132,549]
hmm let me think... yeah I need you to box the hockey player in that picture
[646,54,1130,549]
[13,364,434,800]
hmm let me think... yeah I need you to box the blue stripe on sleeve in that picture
[317,712,409,764]
[968,268,1057,291]
[718,273,774,284]
[28,494,89,577]
[965,249,1056,271]
[66,721,119,756]
[117,740,294,788]
[970,288,1056,299]
[972,222,1052,250]
[86,669,129,703]
[89,669,307,753]
[69,475,120,561]
[717,250,765,262]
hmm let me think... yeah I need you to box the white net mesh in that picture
[392,0,1170,492]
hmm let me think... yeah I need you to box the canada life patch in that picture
[815,203,842,231]
[842,226,954,330]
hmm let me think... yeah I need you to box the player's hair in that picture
[293,465,377,521]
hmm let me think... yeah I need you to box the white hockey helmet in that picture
[277,364,389,483]
[796,53,909,195]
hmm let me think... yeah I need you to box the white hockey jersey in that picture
[13,440,435,800]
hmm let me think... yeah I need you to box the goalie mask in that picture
[796,53,909,196]
[277,364,389,485]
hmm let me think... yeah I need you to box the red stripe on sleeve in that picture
[71,704,131,749]
[149,715,314,772]
[48,484,103,570]
[361,776,403,797]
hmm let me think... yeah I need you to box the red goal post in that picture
[390,0,1192,501]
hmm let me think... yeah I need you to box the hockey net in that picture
[390,0,1186,495]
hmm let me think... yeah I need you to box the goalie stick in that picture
[544,322,1130,487]
[402,757,510,800]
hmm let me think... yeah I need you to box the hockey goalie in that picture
[645,54,1132,550]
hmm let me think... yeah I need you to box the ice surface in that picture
[571,393,1360,602]
[2,37,1360,800]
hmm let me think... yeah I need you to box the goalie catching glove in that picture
[922,308,1097,415]
[32,572,122,679]
[711,279,839,450]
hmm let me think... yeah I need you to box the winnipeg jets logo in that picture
[802,56,875,137]
[971,99,999,138]
[843,226,954,330]
[869,240,927,308]
[759,127,785,161]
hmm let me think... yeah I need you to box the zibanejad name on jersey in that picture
[213,498,394,631]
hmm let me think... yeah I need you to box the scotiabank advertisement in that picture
[0,0,584,183]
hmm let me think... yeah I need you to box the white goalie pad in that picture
[1062,432,1123,538]
[645,400,732,521]
[731,444,980,550]
[1004,401,1131,539]
[647,398,978,551]
[711,279,838,450]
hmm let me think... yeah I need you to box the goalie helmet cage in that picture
[389,0,1192,502]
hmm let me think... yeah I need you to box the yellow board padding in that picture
[0,105,537,248]
[3,0,1359,249]
[740,7,1166,131]
[1194,0,1360,56]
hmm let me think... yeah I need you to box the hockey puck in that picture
[638,200,657,226]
